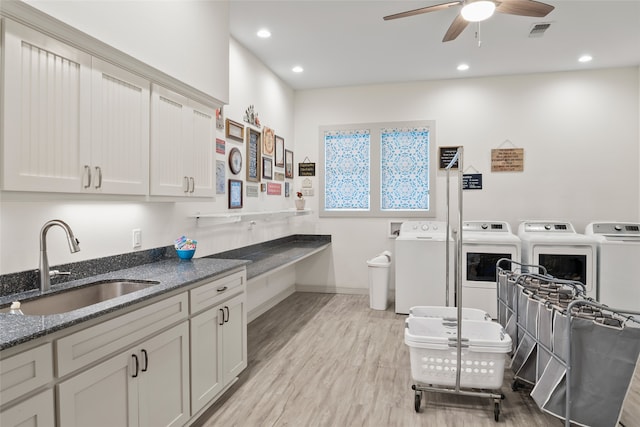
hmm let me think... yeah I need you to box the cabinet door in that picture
[58,350,138,427]
[91,58,150,195]
[189,103,216,197]
[149,85,190,196]
[2,19,91,193]
[190,306,223,414]
[221,293,248,383]
[137,322,190,427]
[0,389,55,427]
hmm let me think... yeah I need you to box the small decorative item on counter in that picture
[174,236,197,260]
[295,191,306,210]
[9,301,24,315]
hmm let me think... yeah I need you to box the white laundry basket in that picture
[405,316,512,389]
[367,251,391,310]
[409,306,491,321]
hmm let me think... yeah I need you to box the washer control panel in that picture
[463,221,512,233]
[520,221,576,233]
[587,222,640,236]
[398,221,448,238]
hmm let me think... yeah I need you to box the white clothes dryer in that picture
[462,221,521,318]
[585,222,640,311]
[395,221,454,314]
[518,221,598,299]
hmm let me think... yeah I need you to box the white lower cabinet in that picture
[58,322,190,427]
[0,389,55,427]
[190,291,247,414]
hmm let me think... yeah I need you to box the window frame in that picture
[319,120,436,218]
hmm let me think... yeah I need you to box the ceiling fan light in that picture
[461,1,496,22]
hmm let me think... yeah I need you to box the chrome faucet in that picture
[39,220,81,292]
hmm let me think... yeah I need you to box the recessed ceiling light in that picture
[257,29,271,38]
[457,63,470,71]
[292,66,304,73]
[578,54,593,63]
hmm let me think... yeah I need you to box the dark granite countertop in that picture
[0,234,331,351]
[208,234,331,280]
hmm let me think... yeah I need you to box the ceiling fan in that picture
[383,0,555,42]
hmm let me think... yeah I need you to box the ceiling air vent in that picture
[529,23,551,38]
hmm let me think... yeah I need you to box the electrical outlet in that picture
[132,229,142,249]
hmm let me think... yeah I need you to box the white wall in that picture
[23,0,229,102]
[295,67,640,292]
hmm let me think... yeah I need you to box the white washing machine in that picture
[518,220,598,299]
[462,221,521,319]
[395,221,454,314]
[585,222,640,311]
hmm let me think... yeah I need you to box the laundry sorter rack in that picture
[406,148,512,422]
[497,259,640,427]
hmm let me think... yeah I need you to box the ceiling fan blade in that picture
[496,0,555,18]
[383,1,461,21]
[443,13,469,42]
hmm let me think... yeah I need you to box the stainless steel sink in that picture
[1,280,160,315]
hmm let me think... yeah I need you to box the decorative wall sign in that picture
[298,156,315,176]
[226,119,244,142]
[275,135,285,167]
[228,147,242,175]
[285,150,294,178]
[243,105,260,127]
[274,171,285,181]
[216,138,225,154]
[215,107,224,130]
[302,178,313,188]
[246,128,261,182]
[262,156,272,179]
[228,179,243,209]
[246,185,259,198]
[267,182,282,195]
[462,173,483,190]
[260,183,267,192]
[215,160,225,194]
[491,148,524,172]
[262,127,275,156]
[285,182,290,197]
[439,146,461,169]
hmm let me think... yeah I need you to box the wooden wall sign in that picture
[491,148,524,172]
[463,173,483,190]
[298,162,316,176]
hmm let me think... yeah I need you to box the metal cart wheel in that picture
[494,401,500,422]
[511,379,521,391]
[414,391,421,412]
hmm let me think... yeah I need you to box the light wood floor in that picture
[193,293,585,426]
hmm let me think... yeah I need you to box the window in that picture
[320,120,435,218]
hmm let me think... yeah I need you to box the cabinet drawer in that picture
[57,293,188,377]
[0,343,53,405]
[190,270,245,314]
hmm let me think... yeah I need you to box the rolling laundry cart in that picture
[406,147,510,422]
[497,260,640,427]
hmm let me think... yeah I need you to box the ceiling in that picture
[229,0,640,90]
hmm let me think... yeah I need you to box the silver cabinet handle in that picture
[95,166,102,189]
[189,177,195,193]
[184,176,189,193]
[83,165,92,188]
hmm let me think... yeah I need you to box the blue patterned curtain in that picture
[324,130,370,210]
[381,127,430,210]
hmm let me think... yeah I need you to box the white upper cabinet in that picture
[91,58,150,195]
[2,20,151,195]
[2,19,91,193]
[150,84,215,198]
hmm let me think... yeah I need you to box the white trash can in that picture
[367,251,392,310]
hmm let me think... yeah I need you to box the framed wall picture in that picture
[246,128,261,182]
[285,149,294,178]
[262,156,273,180]
[228,179,243,209]
[228,147,242,175]
[226,119,244,142]
[262,126,275,156]
[275,135,285,167]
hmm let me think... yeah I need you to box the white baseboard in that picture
[247,286,296,323]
